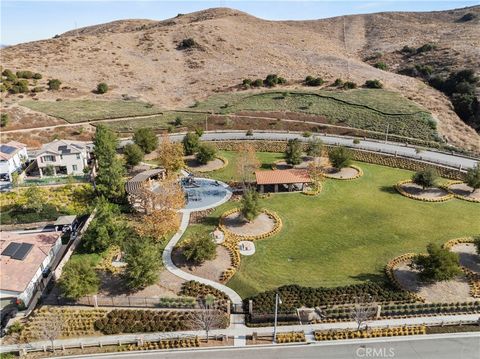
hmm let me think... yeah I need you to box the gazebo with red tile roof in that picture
[255,169,311,192]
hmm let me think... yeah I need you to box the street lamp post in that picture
[273,293,281,343]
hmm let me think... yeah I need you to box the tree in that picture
[59,260,99,299]
[96,82,108,94]
[413,243,462,282]
[123,143,144,167]
[157,134,184,173]
[43,164,55,176]
[23,186,44,213]
[465,164,480,193]
[38,311,64,353]
[133,127,158,154]
[186,300,226,342]
[47,79,61,90]
[123,236,161,290]
[285,139,303,165]
[240,188,260,222]
[93,125,126,202]
[306,138,323,158]
[182,234,217,265]
[307,162,324,191]
[411,168,438,190]
[350,295,377,331]
[0,113,8,127]
[182,132,200,155]
[196,143,216,165]
[328,146,351,170]
[236,143,260,184]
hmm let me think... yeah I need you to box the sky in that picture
[1,0,478,45]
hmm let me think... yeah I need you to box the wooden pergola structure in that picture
[255,169,311,193]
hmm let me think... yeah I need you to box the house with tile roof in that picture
[35,139,90,177]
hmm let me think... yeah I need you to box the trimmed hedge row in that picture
[121,338,200,351]
[246,283,415,314]
[209,141,465,180]
[394,180,454,202]
[314,325,426,341]
[179,281,230,302]
[94,309,190,334]
[276,331,306,343]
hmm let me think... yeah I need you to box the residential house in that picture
[0,231,63,307]
[0,141,27,182]
[35,140,90,177]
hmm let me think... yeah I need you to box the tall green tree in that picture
[328,146,351,169]
[182,132,200,155]
[182,234,217,265]
[59,260,99,299]
[123,236,161,290]
[133,127,158,154]
[24,186,44,213]
[306,138,323,158]
[412,168,438,190]
[93,125,126,202]
[465,164,480,192]
[123,143,144,167]
[285,139,302,165]
[240,188,260,222]
[413,243,461,282]
[196,143,216,164]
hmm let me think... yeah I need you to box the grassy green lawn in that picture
[189,154,480,298]
[191,89,437,141]
[20,100,162,123]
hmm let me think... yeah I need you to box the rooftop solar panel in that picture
[0,145,16,155]
[11,243,33,260]
[1,242,22,257]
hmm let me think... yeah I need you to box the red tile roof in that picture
[255,169,311,185]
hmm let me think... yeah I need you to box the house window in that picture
[43,155,55,162]
[76,154,81,160]
[72,165,78,171]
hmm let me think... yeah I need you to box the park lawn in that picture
[208,150,284,182]
[20,99,162,123]
[188,160,479,298]
[191,89,437,141]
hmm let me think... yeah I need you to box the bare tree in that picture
[236,143,260,185]
[350,295,377,331]
[38,311,64,352]
[186,300,226,342]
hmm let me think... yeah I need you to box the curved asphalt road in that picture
[121,131,479,170]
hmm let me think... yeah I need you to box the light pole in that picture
[273,292,282,343]
[385,122,390,144]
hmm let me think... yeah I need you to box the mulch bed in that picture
[222,212,275,237]
[400,183,449,199]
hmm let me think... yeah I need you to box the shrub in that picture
[59,260,99,299]
[182,234,217,265]
[252,79,263,87]
[123,143,144,167]
[465,164,480,192]
[33,73,42,80]
[333,78,343,87]
[413,243,462,282]
[48,79,62,90]
[416,43,437,54]
[124,236,162,290]
[411,168,438,189]
[16,70,34,79]
[285,139,302,165]
[328,146,352,169]
[343,81,357,89]
[196,143,216,164]
[183,132,200,155]
[305,76,324,86]
[264,74,286,87]
[353,138,360,144]
[242,78,252,87]
[0,113,8,127]
[246,129,254,136]
[240,188,260,222]
[179,38,196,49]
[174,116,183,126]
[133,127,158,154]
[458,13,476,22]
[374,62,388,70]
[2,69,16,81]
[401,45,416,54]
[306,138,323,157]
[302,131,312,138]
[194,127,204,137]
[96,82,108,94]
[364,79,383,89]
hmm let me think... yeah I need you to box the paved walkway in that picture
[2,313,478,354]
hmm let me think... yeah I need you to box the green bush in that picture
[123,143,144,167]
[124,236,161,289]
[0,113,8,127]
[328,146,352,169]
[465,164,480,192]
[333,78,343,87]
[264,74,286,87]
[2,69,16,81]
[48,78,62,90]
[374,62,388,70]
[413,243,461,282]
[196,143,216,164]
[305,76,324,86]
[416,43,437,53]
[60,260,99,299]
[182,234,217,265]
[252,79,263,87]
[411,168,438,189]
[33,72,42,80]
[96,82,109,94]
[133,127,158,154]
[285,139,302,165]
[16,70,34,79]
[182,132,200,155]
[343,81,357,89]
[401,45,416,54]
[179,38,196,49]
[364,79,383,89]
[240,188,260,222]
[306,138,323,157]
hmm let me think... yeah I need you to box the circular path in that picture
[398,182,450,200]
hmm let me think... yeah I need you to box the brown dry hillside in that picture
[1,7,479,151]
